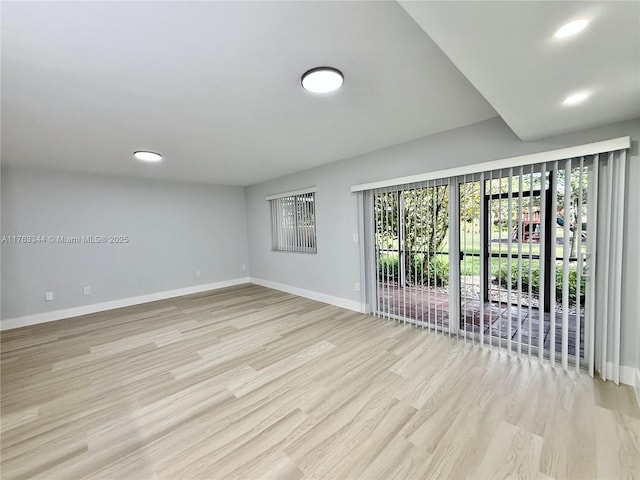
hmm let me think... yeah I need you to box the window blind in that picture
[270,192,317,253]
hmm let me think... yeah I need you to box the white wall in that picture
[245,116,640,368]
[1,167,249,320]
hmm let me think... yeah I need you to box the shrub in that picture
[495,260,585,305]
[378,255,400,283]
[378,254,448,287]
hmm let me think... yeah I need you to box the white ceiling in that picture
[2,2,638,186]
[1,1,496,186]
[400,1,640,141]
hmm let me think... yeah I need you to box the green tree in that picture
[402,186,449,270]
[374,187,449,285]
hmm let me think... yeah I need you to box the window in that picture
[269,190,316,253]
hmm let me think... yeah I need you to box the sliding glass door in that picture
[359,140,628,378]
[457,163,592,363]
[373,181,451,331]
[457,162,591,364]
[370,159,594,368]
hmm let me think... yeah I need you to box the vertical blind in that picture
[357,140,629,381]
[373,180,451,333]
[593,150,626,383]
[269,190,317,253]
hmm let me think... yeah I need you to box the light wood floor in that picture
[1,284,639,480]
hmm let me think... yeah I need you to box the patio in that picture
[378,283,585,358]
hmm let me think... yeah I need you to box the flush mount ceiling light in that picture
[554,19,589,39]
[301,67,344,94]
[562,91,591,106]
[134,151,162,162]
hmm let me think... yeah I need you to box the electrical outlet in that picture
[83,286,91,295]
[354,282,361,292]
[45,291,54,301]
[353,234,359,243]
[196,270,201,277]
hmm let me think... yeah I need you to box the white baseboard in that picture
[0,277,250,331]
[249,277,363,313]
[614,364,640,390]
[634,368,640,408]
[620,362,636,387]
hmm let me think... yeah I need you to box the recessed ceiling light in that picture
[562,91,591,106]
[301,67,344,94]
[134,151,162,162]
[554,19,589,39]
